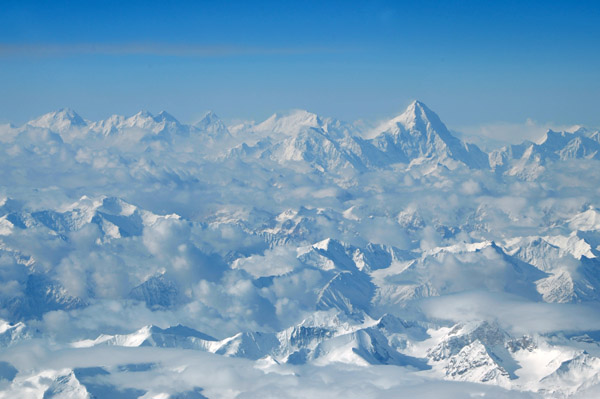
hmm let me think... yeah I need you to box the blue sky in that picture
[1,0,599,129]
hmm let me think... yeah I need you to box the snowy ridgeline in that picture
[1,102,600,398]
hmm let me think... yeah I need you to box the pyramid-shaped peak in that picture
[370,101,489,168]
[409,100,429,111]
[371,100,447,137]
[393,100,443,128]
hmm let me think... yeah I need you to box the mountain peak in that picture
[27,108,87,131]
[391,100,441,130]
[195,110,223,126]
[124,110,159,129]
[57,107,83,119]
[133,110,153,119]
[201,110,219,119]
[370,100,447,140]
[409,99,428,111]
[255,109,323,134]
[155,111,179,124]
[369,101,489,168]
[194,110,231,137]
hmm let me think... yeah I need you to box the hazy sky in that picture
[1,0,599,129]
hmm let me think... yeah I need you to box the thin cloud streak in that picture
[0,42,343,58]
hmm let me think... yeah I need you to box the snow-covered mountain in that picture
[1,102,600,398]
[370,101,489,168]
[193,111,232,139]
[27,108,88,133]
[490,127,600,179]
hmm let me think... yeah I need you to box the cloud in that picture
[0,124,18,143]
[420,291,600,335]
[358,216,411,248]
[191,271,277,328]
[143,218,225,284]
[460,179,481,196]
[0,345,538,399]
[232,246,300,278]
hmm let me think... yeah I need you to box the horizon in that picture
[1,0,600,136]
[4,99,589,148]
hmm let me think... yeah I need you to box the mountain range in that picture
[1,101,599,398]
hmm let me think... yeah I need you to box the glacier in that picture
[1,101,600,398]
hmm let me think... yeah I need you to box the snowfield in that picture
[1,101,600,398]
